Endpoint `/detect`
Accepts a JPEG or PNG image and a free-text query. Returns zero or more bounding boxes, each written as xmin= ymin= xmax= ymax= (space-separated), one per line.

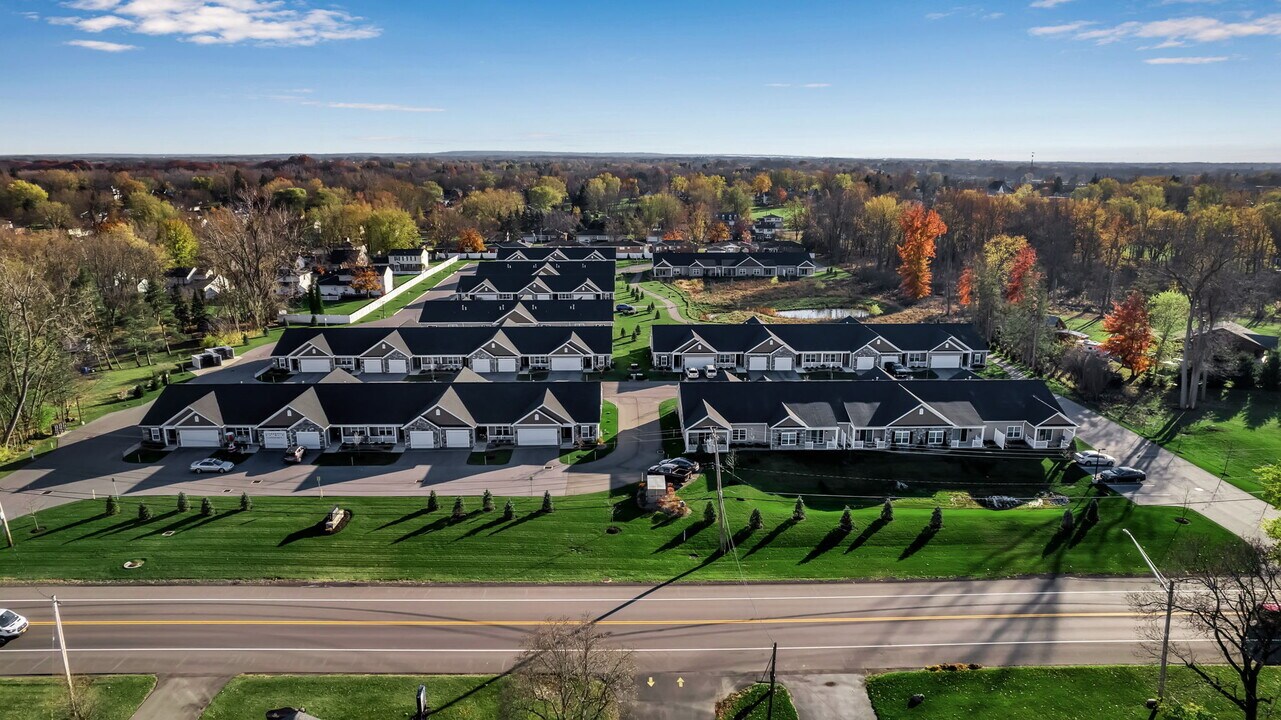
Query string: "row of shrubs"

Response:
xmin=104 ymin=490 xmax=251 ymax=519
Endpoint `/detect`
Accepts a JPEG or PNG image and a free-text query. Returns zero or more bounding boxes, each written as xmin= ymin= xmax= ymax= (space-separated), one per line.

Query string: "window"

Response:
xmin=893 ymin=430 xmax=911 ymax=444
xmin=732 ymin=428 xmax=748 ymax=442
xmin=491 ymin=425 xmax=513 ymax=437
xmin=149 ymin=428 xmax=162 ymax=442
xmin=717 ymin=354 xmax=735 ymax=365
xmin=1036 ymin=428 xmax=1052 ymax=442
xmin=851 ymin=429 xmax=866 ymax=442
xmin=657 ymin=354 xmax=669 ymax=367
xmin=1006 ymin=425 xmax=1023 ymax=439
xmin=907 ymin=352 xmax=927 ymax=365
xmin=779 ymin=431 xmax=797 ymax=446
xmin=927 ymin=430 xmax=945 ymax=445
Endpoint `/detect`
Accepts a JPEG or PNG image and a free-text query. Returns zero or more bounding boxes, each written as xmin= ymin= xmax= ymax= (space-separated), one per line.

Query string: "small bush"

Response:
xmin=792 ymin=496 xmax=806 ymax=522
xmin=748 ymin=508 xmax=764 ymax=530
xmin=105 ymin=495 xmax=120 ymax=516
xmin=131 ymin=384 xmax=145 ymax=399
xmin=1161 ymin=701 xmax=1215 ymax=720
xmin=881 ymin=498 xmax=894 ymax=522
xmin=703 ymin=501 xmax=716 ymax=524
xmin=542 ymin=490 xmax=554 ymax=513
xmin=239 ymin=492 xmax=252 ymax=512
xmin=839 ymin=506 xmax=854 ymax=533
xmin=928 ymin=506 xmax=943 ymax=531
xmin=1085 ymin=498 xmax=1100 ymax=524
xmin=137 ymin=502 xmax=152 ymax=521
xmin=1061 ymin=508 xmax=1075 ymax=533
xmin=502 ymin=499 xmax=515 ymax=521
xmin=926 ymin=663 xmax=982 ymax=672
xmin=176 ymin=492 xmax=190 ymax=513
xmin=482 ymin=489 xmax=495 ymax=513
xmin=200 ymin=497 xmax=214 ymax=517
xmin=427 ymin=490 xmax=439 ymax=512
xmin=452 ymin=497 xmax=467 ymax=519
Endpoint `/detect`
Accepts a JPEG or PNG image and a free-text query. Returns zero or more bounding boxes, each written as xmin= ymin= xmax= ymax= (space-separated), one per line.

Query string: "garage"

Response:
xmin=472 ymin=358 xmax=493 ymax=373
xmin=362 ymin=358 xmax=383 ymax=374
xmin=772 ymin=356 xmax=795 ymax=371
xmin=930 ymin=354 xmax=962 ymax=369
xmin=516 ymin=427 xmax=560 ymax=446
xmin=386 ymin=358 xmax=408 ymax=374
xmin=855 ymin=356 xmax=875 ymax=370
xmin=747 ymin=356 xmax=769 ymax=371
xmin=262 ymin=429 xmax=289 ymax=449
xmin=444 ymin=429 xmax=472 ymax=448
xmin=550 ymin=356 xmax=583 ymax=372
xmin=408 ymin=430 xmax=436 ymax=449
xmin=684 ymin=354 xmax=715 ymax=370
xmin=297 ymin=358 xmax=331 ymax=374
xmin=496 ymin=358 xmax=519 ymax=372
xmin=178 ymin=428 xmax=220 ymax=447
xmin=295 ymin=431 xmax=323 ymax=449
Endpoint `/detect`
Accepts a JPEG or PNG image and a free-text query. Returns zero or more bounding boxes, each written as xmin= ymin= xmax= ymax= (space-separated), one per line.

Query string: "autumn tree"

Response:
xmin=499 ymin=617 xmax=635 ymax=720
xmin=1004 ymin=245 xmax=1039 ymax=303
xmin=457 ymin=228 xmax=486 ymax=253
xmin=957 ymin=266 xmax=975 ymax=307
xmin=1102 ymin=291 xmax=1153 ymax=377
xmin=362 ymin=207 xmax=419 ymax=254
xmin=158 ymin=219 xmax=199 ymax=268
xmin=896 ymin=204 xmax=945 ymax=300
xmin=198 ymin=189 xmax=304 ymax=331
xmin=708 ymin=221 xmax=731 ymax=243
xmin=349 ymin=267 xmax=383 ymax=298
xmin=752 ymin=172 xmax=772 ymax=199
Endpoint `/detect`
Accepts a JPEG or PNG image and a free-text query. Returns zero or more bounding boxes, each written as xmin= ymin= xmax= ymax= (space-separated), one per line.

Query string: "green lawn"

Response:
xmin=0 ymin=675 xmax=155 ymax=720
xmin=560 ymin=401 xmax=618 ymax=465
xmin=867 ymin=665 xmax=1281 ymax=720
xmin=318 ymin=295 xmax=376 ymax=316
xmin=717 ymin=683 xmax=798 ymax=720
xmin=1098 ymin=387 xmax=1281 ymax=497
xmin=467 ymin=448 xmax=513 ymax=465
xmin=0 ymin=464 xmax=1239 ymax=583
xmin=202 ymin=675 xmax=500 ymax=720
xmin=352 ymin=262 xmax=472 ymax=325
xmin=637 ymin=278 xmax=710 ymax=322
xmin=1060 ymin=310 xmax=1109 ymax=342
xmin=607 ymin=275 xmax=677 ymax=379
xmin=659 ymin=398 xmax=684 ymax=457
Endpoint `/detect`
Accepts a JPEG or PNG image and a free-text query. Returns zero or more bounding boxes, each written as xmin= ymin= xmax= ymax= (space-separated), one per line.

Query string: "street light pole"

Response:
xmin=1123 ymin=528 xmax=1175 ymax=702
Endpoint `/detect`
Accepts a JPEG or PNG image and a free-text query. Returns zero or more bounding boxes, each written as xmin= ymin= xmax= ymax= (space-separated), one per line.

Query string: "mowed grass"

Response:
xmin=560 ymin=401 xmax=619 ymax=465
xmin=717 ymin=683 xmax=798 ymax=720
xmin=608 ymin=275 xmax=677 ymax=379
xmin=0 ymin=464 xmax=1239 ymax=583
xmin=867 ymin=665 xmax=1281 ymax=719
xmin=202 ymin=675 xmax=499 ymax=720
xmin=351 ymin=262 xmax=471 ymax=325
xmin=0 ymin=675 xmax=156 ymax=720
xmin=1060 ymin=310 xmax=1109 ymax=342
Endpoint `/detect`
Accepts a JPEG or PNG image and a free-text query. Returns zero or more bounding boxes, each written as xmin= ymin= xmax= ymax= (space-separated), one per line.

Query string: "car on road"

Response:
xmin=685 ymin=366 xmax=700 ymax=380
xmin=0 ymin=609 xmax=29 ymax=644
xmin=615 ymin=303 xmax=635 ymax=315
xmin=703 ymin=364 xmax=718 ymax=379
xmin=283 ymin=445 xmax=305 ymax=463
xmin=1097 ymin=466 xmax=1146 ymax=483
xmin=1073 ymin=450 xmax=1116 ymax=469
xmin=663 ymin=457 xmax=700 ymax=474
xmin=190 ymin=457 xmax=234 ymax=474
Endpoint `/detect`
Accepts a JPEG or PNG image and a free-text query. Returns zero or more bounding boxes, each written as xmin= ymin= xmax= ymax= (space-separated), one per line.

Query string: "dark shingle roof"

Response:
xmin=494 ymin=247 xmax=616 ymax=261
xmin=456 ymin=272 xmax=612 ymax=295
xmin=653 ymin=252 xmax=812 ymax=268
xmin=473 ymin=260 xmax=615 ymax=283
xmin=273 ymin=326 xmax=611 ymax=357
xmin=418 ymin=300 xmax=613 ymax=325
xmin=651 ymin=320 xmax=987 ymax=354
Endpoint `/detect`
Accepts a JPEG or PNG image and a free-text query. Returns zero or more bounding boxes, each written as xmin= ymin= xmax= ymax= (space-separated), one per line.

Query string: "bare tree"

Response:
xmin=1131 ymin=540 xmax=1281 ymax=720
xmin=499 ymin=617 xmax=636 ymax=720
xmin=199 ymin=189 xmax=303 ymax=330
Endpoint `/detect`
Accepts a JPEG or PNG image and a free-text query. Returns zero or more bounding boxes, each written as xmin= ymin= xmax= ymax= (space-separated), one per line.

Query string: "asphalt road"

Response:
xmin=0 ymin=577 xmax=1190 ymax=678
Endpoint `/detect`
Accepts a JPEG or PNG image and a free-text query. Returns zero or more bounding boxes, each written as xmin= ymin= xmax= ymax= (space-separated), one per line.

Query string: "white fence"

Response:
xmin=280 ymin=257 xmax=459 ymax=326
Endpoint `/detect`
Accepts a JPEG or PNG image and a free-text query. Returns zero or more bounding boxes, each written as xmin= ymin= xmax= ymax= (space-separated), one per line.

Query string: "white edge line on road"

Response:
xmin=0 ymin=590 xmax=1140 ymax=605
xmin=0 ymin=638 xmax=1214 ymax=654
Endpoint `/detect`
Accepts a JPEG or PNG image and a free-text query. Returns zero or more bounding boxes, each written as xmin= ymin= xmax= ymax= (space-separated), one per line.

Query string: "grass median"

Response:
xmin=717 ymin=683 xmax=798 ymax=720
xmin=0 ymin=675 xmax=155 ymax=720
xmin=0 ymin=465 xmax=1239 ymax=583
xmin=202 ymin=675 xmax=499 ymax=720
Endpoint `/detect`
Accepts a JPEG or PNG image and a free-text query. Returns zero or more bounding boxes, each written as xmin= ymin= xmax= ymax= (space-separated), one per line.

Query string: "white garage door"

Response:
xmin=550 ymin=356 xmax=582 ymax=371
xmin=295 ymin=431 xmax=322 ymax=449
xmin=386 ymin=358 xmax=408 ymax=374
xmin=685 ymin=354 xmax=715 ymax=370
xmin=472 ymin=358 xmax=493 ymax=373
xmin=444 ymin=429 xmax=472 ymax=448
xmin=747 ymin=356 xmax=769 ymax=371
xmin=930 ymin=354 xmax=962 ymax=369
xmin=772 ymin=356 xmax=794 ymax=371
xmin=855 ymin=356 xmax=874 ymax=370
xmin=262 ymin=430 xmax=289 ymax=449
xmin=362 ymin=358 xmax=383 ymax=374
xmin=496 ymin=358 xmax=518 ymax=372
xmin=298 ymin=358 xmax=331 ymax=373
xmin=517 ymin=427 xmax=560 ymax=446
xmin=408 ymin=430 xmax=436 ymax=449
xmin=178 ymin=428 xmax=220 ymax=447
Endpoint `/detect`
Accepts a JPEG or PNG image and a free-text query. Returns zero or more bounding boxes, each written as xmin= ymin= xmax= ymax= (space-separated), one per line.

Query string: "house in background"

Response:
xmin=387 ymin=247 xmax=430 ymax=274
xmin=163 ymin=267 xmax=229 ymax=300
xmin=652 ymin=252 xmax=815 ymax=279
xmin=1190 ymin=321 xmax=1280 ymax=360
xmin=316 ymin=266 xmax=394 ymax=301
xmin=752 ymin=214 xmax=786 ymax=240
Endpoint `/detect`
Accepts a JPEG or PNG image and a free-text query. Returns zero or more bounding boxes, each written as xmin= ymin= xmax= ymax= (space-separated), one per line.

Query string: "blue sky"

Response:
xmin=1 ymin=0 xmax=1279 ymax=161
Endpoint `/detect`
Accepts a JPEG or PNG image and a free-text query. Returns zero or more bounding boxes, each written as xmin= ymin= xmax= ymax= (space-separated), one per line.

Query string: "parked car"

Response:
xmin=664 ymin=457 xmax=701 ymax=473
xmin=283 ymin=445 xmax=305 ymax=463
xmin=628 ymin=362 xmax=645 ymax=380
xmin=704 ymin=364 xmax=718 ymax=379
xmin=685 ymin=366 xmax=700 ymax=380
xmin=1097 ymin=466 xmax=1146 ymax=483
xmin=0 ymin=608 xmax=28 ymax=644
xmin=615 ymin=303 xmax=635 ymax=315
xmin=1073 ymin=450 xmax=1116 ymax=469
xmin=190 ymin=457 xmax=234 ymax=474
xmin=647 ymin=463 xmax=693 ymax=479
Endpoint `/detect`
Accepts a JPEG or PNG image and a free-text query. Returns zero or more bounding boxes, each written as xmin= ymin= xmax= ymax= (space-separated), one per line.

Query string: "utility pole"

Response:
xmin=712 ymin=436 xmax=729 ymax=553
xmin=1123 ymin=529 xmax=1175 ymax=702
xmin=52 ymin=596 xmax=76 ymax=713
xmin=0 ymin=499 xmax=12 ymax=548
xmin=766 ymin=642 xmax=778 ymax=719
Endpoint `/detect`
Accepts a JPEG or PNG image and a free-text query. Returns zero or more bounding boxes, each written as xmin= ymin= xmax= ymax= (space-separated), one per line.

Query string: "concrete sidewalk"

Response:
xmin=131 ymin=675 xmax=230 ymax=720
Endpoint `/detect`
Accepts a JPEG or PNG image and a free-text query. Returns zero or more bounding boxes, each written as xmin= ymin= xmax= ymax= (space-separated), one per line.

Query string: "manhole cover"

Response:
xmin=40 ymin=490 xmax=52 ymax=495
xmin=161 ymin=531 xmax=175 ymax=537
xmin=123 ymin=560 xmax=145 ymax=569
xmin=251 ymin=479 xmax=262 ymax=484
xmin=222 ymin=488 xmax=233 ymax=493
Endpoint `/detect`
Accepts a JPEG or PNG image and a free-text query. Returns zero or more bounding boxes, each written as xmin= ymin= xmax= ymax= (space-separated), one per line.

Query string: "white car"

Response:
xmin=704 ymin=364 xmax=718 ymax=379
xmin=685 ymin=366 xmax=700 ymax=380
xmin=1073 ymin=450 xmax=1117 ymax=469
xmin=190 ymin=457 xmax=234 ymax=474
xmin=0 ymin=609 xmax=29 ymax=642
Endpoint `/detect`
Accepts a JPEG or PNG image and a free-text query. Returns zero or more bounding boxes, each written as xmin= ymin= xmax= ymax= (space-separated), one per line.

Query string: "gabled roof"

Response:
xmin=494 ymin=247 xmax=616 ymax=262
xmin=651 ymin=320 xmax=989 ymax=355
xmin=274 ymin=326 xmax=612 ymax=357
xmin=418 ymin=300 xmax=613 ymax=325
xmin=654 ymin=252 xmax=812 ymax=268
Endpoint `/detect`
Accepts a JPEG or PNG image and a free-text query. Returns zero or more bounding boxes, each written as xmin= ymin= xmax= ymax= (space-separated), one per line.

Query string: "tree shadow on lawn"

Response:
xmin=373 ymin=508 xmax=432 ymax=532
xmin=69 ymin=515 xmax=154 ymax=543
xmin=132 ymin=510 xmax=201 ymax=539
xmin=392 ymin=514 xmax=457 ymax=545
xmin=456 ymin=514 xmax=508 ymax=540
xmin=899 ymin=525 xmax=939 ymax=560
xmin=744 ymin=518 xmax=797 ymax=558
xmin=487 ymin=510 xmax=545 ymax=536
xmin=654 ymin=519 xmax=711 ymax=554
xmin=800 ymin=526 xmax=851 ymax=564
xmin=40 ymin=511 xmax=116 ymax=539
xmin=845 ymin=518 xmax=888 ymax=554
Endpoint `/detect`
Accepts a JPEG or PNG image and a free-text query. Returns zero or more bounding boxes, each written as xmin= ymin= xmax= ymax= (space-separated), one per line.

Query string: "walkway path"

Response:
xmin=131 ymin=676 xmax=229 ymax=720
xmin=635 ymin=283 xmax=690 ymax=324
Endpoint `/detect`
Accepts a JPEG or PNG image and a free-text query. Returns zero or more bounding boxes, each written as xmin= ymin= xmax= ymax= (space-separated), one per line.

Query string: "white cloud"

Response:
xmin=801 ymin=83 xmax=831 ymax=88
xmin=1030 ymin=0 xmax=1074 ymax=8
xmin=1028 ymin=21 xmax=1094 ymax=36
xmin=1143 ymin=55 xmax=1229 ymax=63
xmin=66 ymin=39 xmax=138 ymax=51
xmin=1033 ymin=13 xmax=1281 ymax=45
xmin=303 ymin=101 xmax=444 ymax=113
xmin=49 ymin=1 xmax=381 ymax=47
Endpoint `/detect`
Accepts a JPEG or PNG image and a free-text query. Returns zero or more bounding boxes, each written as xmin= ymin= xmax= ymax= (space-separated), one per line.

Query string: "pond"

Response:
xmin=773 ymin=307 xmax=870 ymax=320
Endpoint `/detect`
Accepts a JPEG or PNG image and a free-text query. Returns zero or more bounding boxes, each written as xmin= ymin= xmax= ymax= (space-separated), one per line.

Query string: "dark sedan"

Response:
xmin=1098 ymin=466 xmax=1147 ymax=483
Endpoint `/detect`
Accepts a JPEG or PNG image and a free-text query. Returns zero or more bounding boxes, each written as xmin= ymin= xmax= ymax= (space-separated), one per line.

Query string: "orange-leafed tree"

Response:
xmin=457 ymin=228 xmax=486 ymax=253
xmin=1102 ymin=290 xmax=1153 ymax=377
xmin=708 ymin=221 xmax=731 ymax=243
xmin=661 ymin=228 xmax=686 ymax=242
xmin=957 ymin=266 xmax=975 ymax=307
xmin=896 ymin=204 xmax=946 ymax=300
xmin=350 ymin=267 xmax=383 ymax=297
xmin=1004 ymin=245 xmax=1039 ymax=303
